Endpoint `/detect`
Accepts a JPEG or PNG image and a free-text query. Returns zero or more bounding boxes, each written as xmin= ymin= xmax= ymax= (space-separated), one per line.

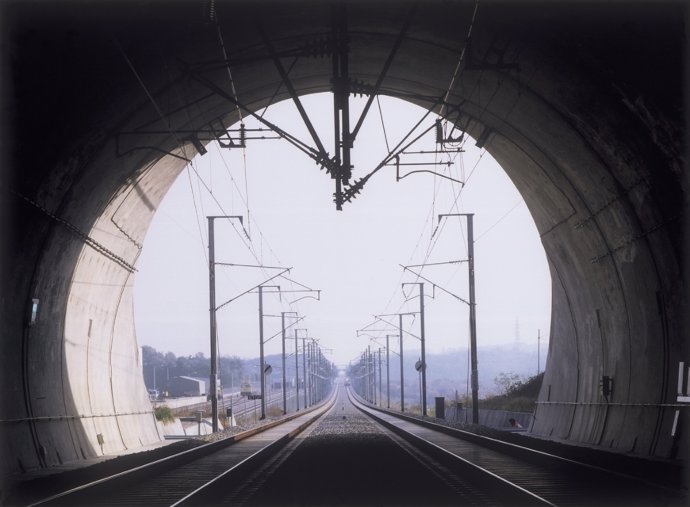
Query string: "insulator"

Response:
xmin=317 ymin=154 xmax=338 ymax=175
xmin=435 ymin=119 xmax=443 ymax=144
xmin=341 ymin=178 xmax=366 ymax=203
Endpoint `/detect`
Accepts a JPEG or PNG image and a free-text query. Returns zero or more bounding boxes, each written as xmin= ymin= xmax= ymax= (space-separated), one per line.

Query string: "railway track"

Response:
xmin=19 ymin=381 xmax=685 ymax=506
xmin=178 ymin=385 xmax=552 ymax=507
xmin=346 ymin=390 xmax=685 ymax=507
xmin=163 ymin=389 xmax=292 ymax=420
xmin=23 ymin=390 xmax=337 ymax=507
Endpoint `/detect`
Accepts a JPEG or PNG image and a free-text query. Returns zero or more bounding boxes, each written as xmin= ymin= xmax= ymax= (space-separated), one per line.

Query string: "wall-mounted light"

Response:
xmin=677 ymin=361 xmax=690 ymax=402
xmin=29 ymin=298 xmax=39 ymax=326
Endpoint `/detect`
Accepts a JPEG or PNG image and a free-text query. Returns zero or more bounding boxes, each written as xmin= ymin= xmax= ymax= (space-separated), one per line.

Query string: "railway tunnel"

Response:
xmin=0 ymin=0 xmax=687 ymax=479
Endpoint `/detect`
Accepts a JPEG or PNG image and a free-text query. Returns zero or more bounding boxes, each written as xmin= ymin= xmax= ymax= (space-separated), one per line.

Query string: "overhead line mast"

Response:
xmin=331 ymin=3 xmax=352 ymax=210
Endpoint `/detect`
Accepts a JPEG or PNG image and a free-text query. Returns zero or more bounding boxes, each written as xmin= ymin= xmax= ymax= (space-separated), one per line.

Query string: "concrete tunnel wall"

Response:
xmin=1 ymin=1 xmax=687 ymax=476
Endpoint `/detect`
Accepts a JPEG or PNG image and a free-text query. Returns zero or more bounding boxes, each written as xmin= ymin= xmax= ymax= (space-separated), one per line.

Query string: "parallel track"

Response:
xmin=347 ymin=389 xmax=685 ymax=507
xmin=23 ymin=383 xmax=685 ymax=506
xmin=172 ymin=384 xmax=550 ymax=507
xmin=27 ymin=390 xmax=338 ymax=507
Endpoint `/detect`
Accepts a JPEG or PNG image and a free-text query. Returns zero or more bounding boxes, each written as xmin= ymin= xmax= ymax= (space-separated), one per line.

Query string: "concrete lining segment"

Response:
xmin=63 ymin=150 xmax=188 ymax=459
xmin=1 ymin=0 xmax=685 ymax=476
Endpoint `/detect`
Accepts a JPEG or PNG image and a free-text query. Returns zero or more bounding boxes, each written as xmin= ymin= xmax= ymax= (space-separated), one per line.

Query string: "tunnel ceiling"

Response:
xmin=4 ymin=1 xmax=684 ymax=204
xmin=1 ymin=0 xmax=688 ymax=475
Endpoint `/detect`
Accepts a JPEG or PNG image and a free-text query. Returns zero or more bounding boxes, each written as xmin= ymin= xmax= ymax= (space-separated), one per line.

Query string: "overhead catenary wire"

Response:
xmin=364 ymin=179 xmax=452 ymax=343
xmin=202 ymin=89 xmax=307 ymax=300
xmin=474 ymin=198 xmax=524 ymax=242
xmin=134 ymin=9 xmax=528 ymax=363
xmin=416 ymin=73 xmax=523 ymax=268
xmin=203 ymin=147 xmax=310 ymax=313
xmin=195 ymin=164 xmax=209 ymax=223
xmin=185 ymin=167 xmax=210 ymax=263
xmin=400 ymin=265 xmax=470 ymax=306
xmin=439 ymin=0 xmax=481 ymax=119
xmin=379 ymin=98 xmax=522 ymax=334
xmin=370 ymin=79 xmax=519 ymax=344
xmin=207 ymin=13 xmax=514 ymax=334
xmin=215 ymin=268 xmax=291 ymax=312
xmin=213 ymin=13 xmax=253 ymax=238
xmin=116 ymin=39 xmax=220 ymax=270
xmin=376 ymin=95 xmax=391 ymax=153
xmin=118 ymin=39 xmax=228 ymax=269
xmin=181 ymin=117 xmax=297 ymax=314
xmin=371 ymin=91 xmax=523 ymax=344
xmin=119 ymin=39 xmax=304 ymax=322
xmin=374 ymin=132 xmax=460 ymax=326
xmin=415 ymin=0 xmax=529 ymax=271
xmin=163 ymin=54 xmax=213 ymax=265
xmin=184 ymin=111 xmax=309 ymax=319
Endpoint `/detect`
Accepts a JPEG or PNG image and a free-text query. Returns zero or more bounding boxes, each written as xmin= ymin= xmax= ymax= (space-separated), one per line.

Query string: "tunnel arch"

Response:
xmin=2 ymin=1 xmax=686 ymax=475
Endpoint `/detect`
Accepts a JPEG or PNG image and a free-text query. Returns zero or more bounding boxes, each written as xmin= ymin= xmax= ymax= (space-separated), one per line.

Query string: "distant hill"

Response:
xmin=346 ymin=342 xmax=545 ymax=404
xmin=427 ymin=343 xmax=543 ymax=397
xmin=143 ymin=343 xmax=544 ymax=403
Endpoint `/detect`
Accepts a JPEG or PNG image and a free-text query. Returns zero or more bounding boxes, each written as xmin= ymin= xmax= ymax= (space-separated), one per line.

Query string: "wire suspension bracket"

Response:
xmin=331 ymin=3 xmax=352 ymax=210
xmin=181 ymin=3 xmax=469 ymax=211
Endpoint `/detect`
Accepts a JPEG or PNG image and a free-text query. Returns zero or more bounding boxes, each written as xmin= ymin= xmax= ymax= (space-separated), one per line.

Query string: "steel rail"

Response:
xmin=27 ymin=388 xmax=337 ymax=506
xmin=348 ymin=388 xmax=685 ymax=503
xmin=347 ymin=389 xmax=554 ymax=506
xmin=171 ymin=389 xmax=338 ymax=506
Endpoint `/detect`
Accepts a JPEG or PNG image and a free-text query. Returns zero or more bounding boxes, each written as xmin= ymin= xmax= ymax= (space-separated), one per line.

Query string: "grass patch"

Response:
xmin=154 ymin=405 xmax=175 ymax=424
xmin=479 ymin=373 xmax=544 ymax=412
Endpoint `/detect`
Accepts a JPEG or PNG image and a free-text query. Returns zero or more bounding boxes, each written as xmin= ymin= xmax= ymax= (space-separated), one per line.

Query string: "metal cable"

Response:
xmin=213 ymin=10 xmax=253 ymax=237
xmin=12 ymin=191 xmax=137 ymax=273
xmin=439 ymin=0 xmax=481 ymax=119
xmin=376 ymin=94 xmax=391 ymax=153
xmin=474 ymin=198 xmax=524 ymax=242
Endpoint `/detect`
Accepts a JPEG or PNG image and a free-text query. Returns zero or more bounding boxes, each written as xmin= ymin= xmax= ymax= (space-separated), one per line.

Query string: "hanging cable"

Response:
xmin=118 ymin=34 xmax=303 ymax=328
xmin=116 ymin=39 xmax=216 ymax=267
xmin=185 ymin=165 xmax=209 ymax=263
xmin=214 ymin=20 xmax=243 ymax=124
xmin=195 ymin=165 xmax=208 ymax=223
xmin=11 ymin=190 xmax=138 ymax=273
xmin=242 ymin=146 xmax=251 ymax=238
xmin=160 ymin=55 xmax=211 ymax=265
xmin=213 ymin=12 xmax=253 ymax=238
xmin=474 ymin=199 xmax=524 ymax=242
xmin=439 ymin=0 xmax=481 ymax=119
xmin=376 ymin=95 xmax=391 ymax=153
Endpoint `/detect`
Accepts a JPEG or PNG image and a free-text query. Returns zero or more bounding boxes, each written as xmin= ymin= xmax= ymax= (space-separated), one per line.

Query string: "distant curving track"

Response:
xmin=21 ymin=382 xmax=685 ymax=506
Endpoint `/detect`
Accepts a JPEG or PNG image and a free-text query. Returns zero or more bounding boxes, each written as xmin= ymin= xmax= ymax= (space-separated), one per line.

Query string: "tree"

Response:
xmin=494 ymin=371 xmax=525 ymax=396
xmin=142 ymin=345 xmax=165 ymax=389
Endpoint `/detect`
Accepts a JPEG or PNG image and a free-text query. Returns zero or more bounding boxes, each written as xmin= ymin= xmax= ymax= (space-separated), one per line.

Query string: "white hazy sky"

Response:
xmin=133 ymin=94 xmax=551 ymax=367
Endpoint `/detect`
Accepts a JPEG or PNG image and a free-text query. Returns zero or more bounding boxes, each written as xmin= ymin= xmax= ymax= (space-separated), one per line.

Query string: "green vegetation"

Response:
xmin=479 ymin=372 xmax=544 ymax=412
xmin=154 ymin=405 xmax=175 ymax=424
